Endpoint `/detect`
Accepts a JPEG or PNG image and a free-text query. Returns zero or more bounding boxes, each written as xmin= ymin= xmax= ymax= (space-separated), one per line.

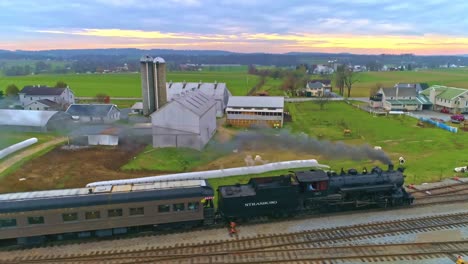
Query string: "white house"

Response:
xmin=19 ymin=85 xmax=75 ymax=110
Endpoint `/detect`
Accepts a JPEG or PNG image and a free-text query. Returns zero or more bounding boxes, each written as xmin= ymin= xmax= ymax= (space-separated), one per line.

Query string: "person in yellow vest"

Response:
xmin=457 ymin=256 xmax=465 ymax=264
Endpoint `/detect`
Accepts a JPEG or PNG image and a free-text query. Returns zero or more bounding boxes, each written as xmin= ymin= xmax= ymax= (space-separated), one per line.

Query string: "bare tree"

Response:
xmin=343 ymin=69 xmax=359 ymax=97
xmin=315 ymin=94 xmax=331 ymax=110
xmin=334 ymin=65 xmax=345 ymax=96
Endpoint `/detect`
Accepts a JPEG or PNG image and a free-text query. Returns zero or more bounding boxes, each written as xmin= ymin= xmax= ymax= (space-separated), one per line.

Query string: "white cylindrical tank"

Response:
xmin=0 ymin=138 xmax=38 ymax=159
xmin=86 ymin=159 xmax=329 ymax=187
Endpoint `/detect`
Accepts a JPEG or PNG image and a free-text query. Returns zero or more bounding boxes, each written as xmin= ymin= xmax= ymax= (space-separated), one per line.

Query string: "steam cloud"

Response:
xmin=224 ymin=129 xmax=392 ymax=165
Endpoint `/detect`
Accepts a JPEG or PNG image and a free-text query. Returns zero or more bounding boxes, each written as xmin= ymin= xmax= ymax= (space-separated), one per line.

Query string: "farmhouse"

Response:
xmin=301 ymin=80 xmax=332 ymax=97
xmin=151 ymin=90 xmax=217 ymax=150
xmin=65 ymin=104 xmax=120 ymax=123
xmin=19 ymin=85 xmax=75 ymax=110
xmin=421 ymin=85 xmax=468 ymax=113
xmin=376 ymin=86 xmax=431 ymax=111
xmin=226 ymin=96 xmax=284 ymax=128
xmin=24 ymin=99 xmax=61 ymax=111
xmin=0 ymin=109 xmax=72 ymax=132
xmin=166 ymin=81 xmax=230 ymax=117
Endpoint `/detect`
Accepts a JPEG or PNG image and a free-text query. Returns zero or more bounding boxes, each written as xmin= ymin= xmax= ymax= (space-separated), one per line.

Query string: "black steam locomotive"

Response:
xmin=218 ymin=164 xmax=413 ymax=220
xmin=0 ymin=165 xmax=413 ymax=245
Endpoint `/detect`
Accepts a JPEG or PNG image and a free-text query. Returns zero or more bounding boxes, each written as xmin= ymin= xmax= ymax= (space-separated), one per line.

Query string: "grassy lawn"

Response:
xmin=0 ymin=71 xmax=258 ymax=97
xmin=121 ymin=146 xmax=222 ymax=172
xmin=0 ymin=132 xmax=57 ymax=149
xmin=285 ymin=101 xmax=468 ymax=183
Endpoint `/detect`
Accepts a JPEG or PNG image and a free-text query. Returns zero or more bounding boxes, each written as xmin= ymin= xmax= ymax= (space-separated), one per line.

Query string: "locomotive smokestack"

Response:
xmin=388 ymin=164 xmax=394 ymax=171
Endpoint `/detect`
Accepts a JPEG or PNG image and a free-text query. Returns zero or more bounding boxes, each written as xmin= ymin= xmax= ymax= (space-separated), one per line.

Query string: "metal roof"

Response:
xmin=421 ymin=85 xmax=468 ymax=100
xmin=66 ymin=104 xmax=119 ymax=117
xmin=227 ymin=96 xmax=284 ymax=108
xmin=381 ymin=87 xmax=417 ymax=98
xmin=175 ymin=91 xmax=215 ymax=116
xmin=20 ymin=86 xmax=65 ymax=96
xmin=0 ymin=109 xmax=59 ymax=127
xmin=0 ymin=180 xmax=212 ymax=213
xmin=140 ymin=55 xmax=153 ymax=62
xmin=166 ymin=82 xmax=228 ymax=98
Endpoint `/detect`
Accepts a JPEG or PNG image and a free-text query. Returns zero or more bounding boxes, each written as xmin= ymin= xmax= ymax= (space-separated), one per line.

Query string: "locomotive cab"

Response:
xmin=294 ymin=169 xmax=329 ymax=197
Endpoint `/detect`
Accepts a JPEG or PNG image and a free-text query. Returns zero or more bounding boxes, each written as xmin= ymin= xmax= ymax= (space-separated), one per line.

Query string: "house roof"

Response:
xmin=227 ymin=96 xmax=284 ymax=108
xmin=20 ymin=86 xmax=65 ymax=96
xmin=37 ymin=99 xmax=60 ymax=108
xmin=166 ymin=82 xmax=228 ymax=98
xmin=381 ymin=87 xmax=417 ymax=97
xmin=172 ymin=90 xmax=215 ymax=116
xmin=395 ymin=83 xmax=421 ymax=90
xmin=66 ymin=104 xmax=119 ymax=117
xmin=386 ymin=100 xmax=421 ymax=105
xmin=309 ymin=79 xmax=331 ymax=85
xmin=421 ymin=85 xmax=468 ymax=100
xmin=307 ymin=82 xmax=323 ymax=89
xmin=131 ymin=102 xmax=143 ymax=110
xmin=0 ymin=110 xmax=59 ymax=127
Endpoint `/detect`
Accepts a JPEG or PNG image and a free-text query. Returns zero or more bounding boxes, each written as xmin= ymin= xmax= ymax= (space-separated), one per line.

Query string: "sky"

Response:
xmin=1 ymin=0 xmax=468 ymax=55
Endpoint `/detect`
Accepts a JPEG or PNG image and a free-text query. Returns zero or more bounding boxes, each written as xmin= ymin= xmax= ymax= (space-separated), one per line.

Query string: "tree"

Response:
xmin=369 ymin=82 xmax=383 ymax=96
xmin=0 ymin=90 xmax=4 ymax=99
xmin=55 ymin=81 xmax=68 ymax=88
xmin=315 ymin=94 xmax=331 ymax=110
xmin=5 ymin=84 xmax=19 ymax=96
xmin=95 ymin=93 xmax=110 ymax=103
xmin=343 ymin=69 xmax=359 ymax=97
xmin=334 ymin=65 xmax=345 ymax=96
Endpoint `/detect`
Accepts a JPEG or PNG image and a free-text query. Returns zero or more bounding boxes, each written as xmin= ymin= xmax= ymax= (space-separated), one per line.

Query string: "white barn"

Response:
xmin=151 ymin=90 xmax=217 ymax=150
xmin=226 ymin=96 xmax=284 ymax=128
xmin=166 ymin=82 xmax=230 ymax=117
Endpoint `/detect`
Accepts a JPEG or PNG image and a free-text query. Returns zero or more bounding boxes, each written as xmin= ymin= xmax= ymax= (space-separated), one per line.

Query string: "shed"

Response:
xmin=66 ymin=104 xmax=120 ymax=123
xmin=151 ymin=90 xmax=216 ymax=150
xmin=226 ymin=96 xmax=284 ymax=128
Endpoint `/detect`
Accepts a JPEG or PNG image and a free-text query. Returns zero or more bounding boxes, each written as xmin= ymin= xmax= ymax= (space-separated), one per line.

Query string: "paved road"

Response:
xmin=0 ymin=137 xmax=68 ymax=174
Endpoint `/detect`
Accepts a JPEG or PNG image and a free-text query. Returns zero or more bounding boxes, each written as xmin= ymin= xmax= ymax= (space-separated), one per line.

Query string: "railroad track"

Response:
xmin=5 ymin=212 xmax=468 ymax=264
xmin=409 ymin=181 xmax=468 ymax=198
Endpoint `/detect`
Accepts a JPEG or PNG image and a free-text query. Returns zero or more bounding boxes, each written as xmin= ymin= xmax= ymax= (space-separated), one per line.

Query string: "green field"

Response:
xmin=285 ymin=101 xmax=468 ymax=183
xmin=347 ymin=69 xmax=468 ymax=97
xmin=0 ymin=71 xmax=258 ymax=97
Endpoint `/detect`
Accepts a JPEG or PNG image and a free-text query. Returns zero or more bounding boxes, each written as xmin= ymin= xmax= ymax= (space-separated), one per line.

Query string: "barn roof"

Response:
xmin=166 ymin=82 xmax=228 ymax=98
xmin=20 ymin=86 xmax=65 ymax=96
xmin=66 ymin=104 xmax=119 ymax=117
xmin=0 ymin=109 xmax=59 ymax=127
xmin=172 ymin=91 xmax=216 ymax=116
xmin=227 ymin=96 xmax=284 ymax=108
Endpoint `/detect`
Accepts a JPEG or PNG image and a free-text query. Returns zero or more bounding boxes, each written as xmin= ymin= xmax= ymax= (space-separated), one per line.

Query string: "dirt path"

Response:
xmin=0 ymin=137 xmax=68 ymax=175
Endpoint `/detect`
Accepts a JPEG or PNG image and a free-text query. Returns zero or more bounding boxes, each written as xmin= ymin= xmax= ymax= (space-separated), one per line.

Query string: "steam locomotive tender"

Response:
xmin=218 ymin=164 xmax=413 ymax=220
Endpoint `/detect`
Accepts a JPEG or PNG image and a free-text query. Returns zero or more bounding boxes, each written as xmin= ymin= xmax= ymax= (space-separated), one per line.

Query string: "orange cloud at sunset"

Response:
xmin=3 ymin=28 xmax=468 ymax=55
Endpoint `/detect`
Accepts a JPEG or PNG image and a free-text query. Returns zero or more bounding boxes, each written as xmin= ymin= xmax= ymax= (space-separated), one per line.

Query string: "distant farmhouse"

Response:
xmin=226 ymin=96 xmax=284 ymax=128
xmin=166 ymin=81 xmax=230 ymax=117
xmin=312 ymin=65 xmax=334 ymax=75
xmin=421 ymin=85 xmax=468 ymax=114
xmin=140 ymin=55 xmax=218 ymax=150
xmin=19 ymin=85 xmax=75 ymax=111
xmin=65 ymin=104 xmax=120 ymax=123
xmin=299 ymin=79 xmax=332 ymax=97
xmin=370 ymin=83 xmax=431 ymax=111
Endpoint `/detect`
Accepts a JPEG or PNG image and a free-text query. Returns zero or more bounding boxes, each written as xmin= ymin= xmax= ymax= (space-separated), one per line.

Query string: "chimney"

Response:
xmin=198 ymin=80 xmax=202 ymax=89
xmin=183 ymin=80 xmax=187 ymax=89
xmin=214 ymin=80 xmax=218 ymax=89
xmin=169 ymin=80 xmax=173 ymax=88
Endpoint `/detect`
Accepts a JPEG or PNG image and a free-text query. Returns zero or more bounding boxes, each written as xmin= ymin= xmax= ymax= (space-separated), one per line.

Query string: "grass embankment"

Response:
xmin=0 ymin=132 xmax=57 ymax=149
xmin=0 ymin=71 xmax=258 ymax=97
xmin=286 ymin=101 xmax=468 ymax=183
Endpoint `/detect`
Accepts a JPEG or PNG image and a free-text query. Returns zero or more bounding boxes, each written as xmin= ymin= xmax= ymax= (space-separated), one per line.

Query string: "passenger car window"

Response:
xmin=173 ymin=203 xmax=185 ymax=212
xmin=62 ymin=213 xmax=78 ymax=222
xmin=129 ymin=207 xmax=144 ymax=216
xmin=158 ymin=204 xmax=170 ymax=213
xmin=187 ymin=202 xmax=199 ymax=211
xmin=28 ymin=216 xmax=45 ymax=225
xmin=85 ymin=211 xmax=100 ymax=220
xmin=0 ymin=218 xmax=17 ymax=228
xmin=108 ymin=209 xmax=123 ymax=217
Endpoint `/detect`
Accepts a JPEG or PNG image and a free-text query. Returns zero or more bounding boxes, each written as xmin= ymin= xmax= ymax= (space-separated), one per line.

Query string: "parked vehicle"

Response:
xmin=451 ymin=114 xmax=465 ymax=123
xmin=441 ymin=108 xmax=450 ymax=114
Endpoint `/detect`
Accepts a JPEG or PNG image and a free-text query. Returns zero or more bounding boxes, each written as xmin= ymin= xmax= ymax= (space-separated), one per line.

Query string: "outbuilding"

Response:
xmin=226 ymin=96 xmax=284 ymax=128
xmin=151 ymin=90 xmax=216 ymax=150
xmin=0 ymin=109 xmax=72 ymax=132
xmin=66 ymin=104 xmax=120 ymax=123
